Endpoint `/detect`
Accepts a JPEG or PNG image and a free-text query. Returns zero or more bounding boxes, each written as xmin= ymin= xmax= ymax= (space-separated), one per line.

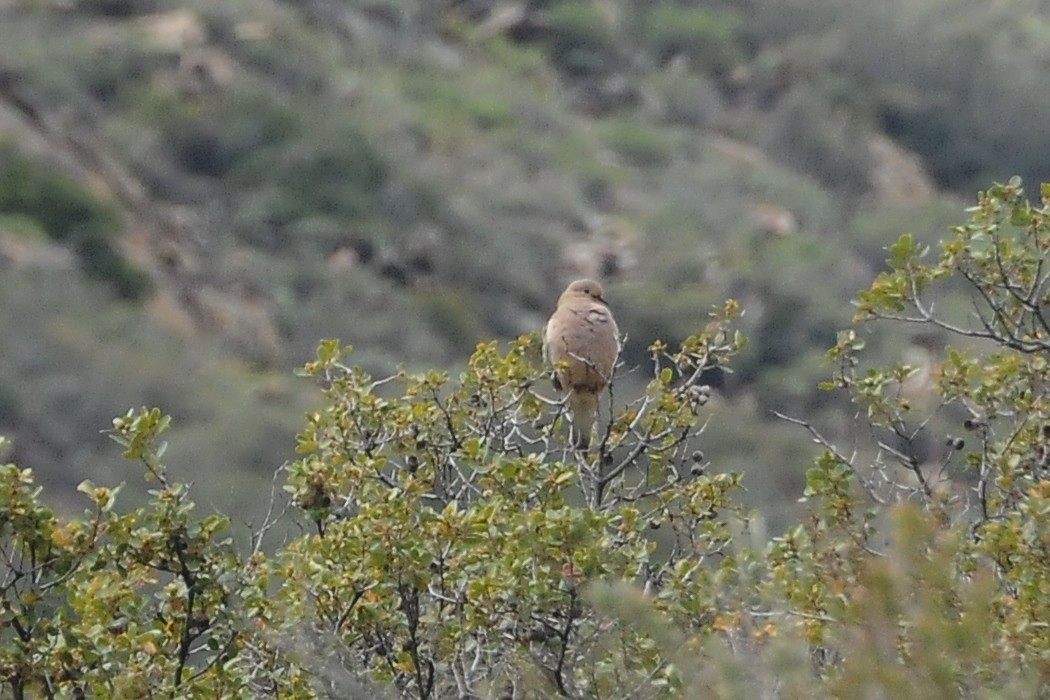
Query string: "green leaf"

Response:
xmin=888 ymin=233 xmax=916 ymax=265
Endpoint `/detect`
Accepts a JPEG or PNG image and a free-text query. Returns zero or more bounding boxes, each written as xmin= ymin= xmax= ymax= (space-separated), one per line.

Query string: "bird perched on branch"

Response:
xmin=543 ymin=279 xmax=620 ymax=448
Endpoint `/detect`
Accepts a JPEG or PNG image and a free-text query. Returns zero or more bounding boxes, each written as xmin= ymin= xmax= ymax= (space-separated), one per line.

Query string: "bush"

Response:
xmin=544 ymin=1 xmax=624 ymax=78
xmin=599 ymin=118 xmax=676 ymax=167
xmin=3 ymin=186 xmax=1050 ymax=696
xmin=402 ymin=74 xmax=519 ymax=133
xmin=228 ymin=121 xmax=389 ymax=248
xmin=640 ymin=5 xmax=744 ymax=75
xmin=148 ymin=88 xmax=298 ymax=180
xmin=76 ymin=0 xmax=161 ymax=18
xmin=0 ymin=142 xmax=150 ymax=299
xmin=760 ymin=84 xmax=873 ymax=198
xmin=738 ymin=0 xmax=1050 ymax=193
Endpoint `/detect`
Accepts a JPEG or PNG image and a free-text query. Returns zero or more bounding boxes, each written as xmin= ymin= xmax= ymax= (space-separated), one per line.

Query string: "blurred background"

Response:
xmin=0 ymin=0 xmax=1046 ymax=530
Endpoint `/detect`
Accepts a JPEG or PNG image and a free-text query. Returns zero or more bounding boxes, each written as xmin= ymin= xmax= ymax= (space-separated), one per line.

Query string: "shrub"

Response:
xmin=760 ymin=84 xmax=873 ymax=198
xmin=76 ymin=0 xmax=161 ymax=18
xmin=599 ymin=118 xmax=676 ymax=167
xmin=0 ymin=142 xmax=150 ymax=299
xmin=147 ymin=87 xmax=298 ymax=180
xmin=3 ymin=185 xmax=1050 ymax=696
xmin=640 ymin=5 xmax=744 ymax=75
xmin=544 ymin=1 xmax=624 ymax=78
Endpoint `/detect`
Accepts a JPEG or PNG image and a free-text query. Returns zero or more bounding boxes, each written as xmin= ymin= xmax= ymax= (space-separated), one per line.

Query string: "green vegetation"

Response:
xmin=598 ymin=119 xmax=676 ymax=167
xmin=640 ymin=5 xmax=743 ymax=74
xmin=0 ymin=1 xmax=1046 ymax=692
xmin=2 ymin=187 xmax=1050 ymax=696
xmin=0 ymin=142 xmax=150 ymax=298
xmin=8 ymin=0 xmax=1050 ymax=501
xmin=545 ymin=1 xmax=624 ymax=78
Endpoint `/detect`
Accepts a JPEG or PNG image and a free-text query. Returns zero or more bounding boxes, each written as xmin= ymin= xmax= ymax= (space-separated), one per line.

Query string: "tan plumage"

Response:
xmin=543 ymin=279 xmax=620 ymax=448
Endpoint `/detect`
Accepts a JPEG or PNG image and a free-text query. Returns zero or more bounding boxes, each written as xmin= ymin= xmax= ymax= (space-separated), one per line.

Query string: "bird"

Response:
xmin=543 ymin=278 xmax=620 ymax=448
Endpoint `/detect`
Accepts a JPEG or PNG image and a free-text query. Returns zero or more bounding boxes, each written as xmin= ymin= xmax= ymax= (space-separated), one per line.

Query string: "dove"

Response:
xmin=543 ymin=279 xmax=620 ymax=448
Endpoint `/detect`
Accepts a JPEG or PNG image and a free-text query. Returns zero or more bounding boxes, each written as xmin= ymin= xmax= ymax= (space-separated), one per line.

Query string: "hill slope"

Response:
xmin=1 ymin=0 xmax=1047 ymax=524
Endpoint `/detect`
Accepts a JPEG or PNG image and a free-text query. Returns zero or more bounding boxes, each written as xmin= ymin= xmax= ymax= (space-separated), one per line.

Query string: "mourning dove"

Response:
xmin=543 ymin=279 xmax=620 ymax=448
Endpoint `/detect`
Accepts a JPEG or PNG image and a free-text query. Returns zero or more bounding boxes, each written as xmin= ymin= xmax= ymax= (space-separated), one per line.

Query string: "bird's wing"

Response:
xmin=547 ymin=300 xmax=618 ymax=391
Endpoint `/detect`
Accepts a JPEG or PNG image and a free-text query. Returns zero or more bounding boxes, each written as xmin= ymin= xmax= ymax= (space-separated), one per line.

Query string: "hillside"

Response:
xmin=1 ymin=0 xmax=1048 ymax=525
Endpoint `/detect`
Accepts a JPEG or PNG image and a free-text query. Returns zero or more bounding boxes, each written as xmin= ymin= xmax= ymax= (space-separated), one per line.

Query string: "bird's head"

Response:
xmin=561 ymin=278 xmax=606 ymax=305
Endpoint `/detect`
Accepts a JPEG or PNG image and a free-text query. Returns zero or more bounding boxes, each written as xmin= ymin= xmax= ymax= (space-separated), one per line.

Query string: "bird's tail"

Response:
xmin=569 ymin=391 xmax=599 ymax=449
